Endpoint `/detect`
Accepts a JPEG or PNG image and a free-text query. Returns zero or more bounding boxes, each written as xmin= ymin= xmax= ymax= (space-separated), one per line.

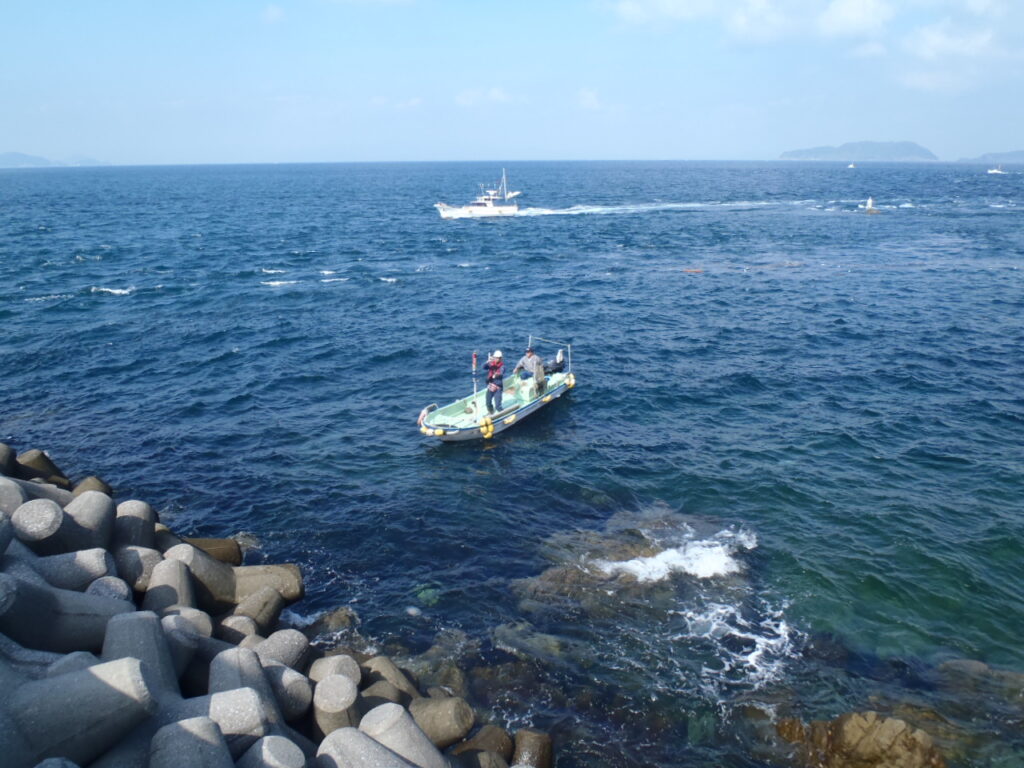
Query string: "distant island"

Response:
xmin=0 ymin=151 xmax=107 ymax=168
xmin=958 ymin=150 xmax=1024 ymax=164
xmin=780 ymin=141 xmax=937 ymax=162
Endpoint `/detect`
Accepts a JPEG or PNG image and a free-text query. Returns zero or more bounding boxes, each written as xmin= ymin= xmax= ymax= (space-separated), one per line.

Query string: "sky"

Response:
xmin=2 ymin=0 xmax=1022 ymax=164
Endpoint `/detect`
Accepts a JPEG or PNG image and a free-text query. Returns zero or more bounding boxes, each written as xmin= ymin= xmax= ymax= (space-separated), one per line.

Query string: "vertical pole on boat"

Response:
xmin=472 ymin=350 xmax=478 ymax=394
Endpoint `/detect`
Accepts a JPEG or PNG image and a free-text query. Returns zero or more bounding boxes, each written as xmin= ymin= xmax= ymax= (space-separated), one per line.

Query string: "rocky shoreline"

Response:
xmin=0 ymin=442 xmax=553 ymax=768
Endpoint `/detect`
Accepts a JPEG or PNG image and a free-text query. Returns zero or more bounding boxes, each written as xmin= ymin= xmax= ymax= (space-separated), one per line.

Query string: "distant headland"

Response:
xmin=0 ymin=151 xmax=108 ymax=168
xmin=780 ymin=141 xmax=938 ymax=162
xmin=958 ymin=149 xmax=1024 ymax=164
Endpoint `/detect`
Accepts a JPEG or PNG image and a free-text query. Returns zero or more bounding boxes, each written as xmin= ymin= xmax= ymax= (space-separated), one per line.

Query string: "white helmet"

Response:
xmin=493 ymin=350 xmax=503 ymax=358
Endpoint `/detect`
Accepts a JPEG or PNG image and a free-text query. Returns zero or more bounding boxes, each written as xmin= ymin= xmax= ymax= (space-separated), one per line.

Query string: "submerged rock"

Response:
xmin=777 ymin=710 xmax=946 ymax=768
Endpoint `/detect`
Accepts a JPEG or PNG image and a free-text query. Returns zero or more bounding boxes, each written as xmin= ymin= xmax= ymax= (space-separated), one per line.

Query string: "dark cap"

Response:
xmin=526 ymin=346 xmax=534 ymax=352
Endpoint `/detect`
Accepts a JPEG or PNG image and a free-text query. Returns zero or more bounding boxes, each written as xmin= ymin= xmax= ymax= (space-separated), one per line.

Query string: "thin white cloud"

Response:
xmin=455 ymin=87 xmax=512 ymax=107
xmin=817 ymin=0 xmax=893 ymax=37
xmin=903 ymin=20 xmax=994 ymax=60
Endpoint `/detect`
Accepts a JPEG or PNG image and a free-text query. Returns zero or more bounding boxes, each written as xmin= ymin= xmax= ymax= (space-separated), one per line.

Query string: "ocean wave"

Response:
xmin=320 ymin=277 xmax=350 ymax=283
xmin=261 ymin=268 xmax=286 ymax=274
xmin=26 ymin=293 xmax=74 ymax=302
xmin=90 ymin=286 xmax=135 ymax=296
xmin=260 ymin=280 xmax=299 ymax=287
xmin=595 ymin=528 xmax=757 ymax=582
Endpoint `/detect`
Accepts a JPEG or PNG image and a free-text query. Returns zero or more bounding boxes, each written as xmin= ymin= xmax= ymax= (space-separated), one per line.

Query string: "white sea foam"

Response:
xmin=261 ymin=280 xmax=298 ymax=286
xmin=261 ymin=268 xmax=286 ymax=274
xmin=596 ymin=528 xmax=757 ymax=582
xmin=26 ymin=293 xmax=73 ymax=302
xmin=320 ymin=270 xmax=335 ymax=275
xmin=320 ymin=277 xmax=350 ymax=283
xmin=91 ymin=286 xmax=135 ymax=296
xmin=379 ymin=277 xmax=398 ymax=283
xmin=518 ymin=201 xmax=776 ymax=217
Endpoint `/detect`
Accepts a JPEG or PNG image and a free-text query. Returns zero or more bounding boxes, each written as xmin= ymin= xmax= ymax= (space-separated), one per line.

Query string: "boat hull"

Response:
xmin=419 ymin=372 xmax=575 ymax=442
xmin=435 ymin=204 xmax=519 ymax=220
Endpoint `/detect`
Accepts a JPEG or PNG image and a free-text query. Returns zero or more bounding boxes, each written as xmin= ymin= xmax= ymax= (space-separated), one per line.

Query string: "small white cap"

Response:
xmin=493 ymin=350 xmax=502 ymax=358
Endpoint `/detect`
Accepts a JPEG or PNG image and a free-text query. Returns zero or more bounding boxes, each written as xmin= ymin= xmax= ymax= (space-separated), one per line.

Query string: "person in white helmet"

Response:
xmin=483 ymin=349 xmax=505 ymax=415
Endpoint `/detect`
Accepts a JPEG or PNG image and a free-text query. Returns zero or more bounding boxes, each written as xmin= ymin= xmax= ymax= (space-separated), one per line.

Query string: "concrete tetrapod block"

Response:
xmin=72 ymin=475 xmax=112 ymax=497
xmin=0 ymin=442 xmax=16 ymax=475
xmin=0 ymin=572 xmax=134 ymax=653
xmin=11 ymin=499 xmax=70 ymax=555
xmin=359 ymin=680 xmax=408 ymax=713
xmin=161 ymin=625 xmax=199 ymax=681
xmin=0 ymin=632 xmax=65 ymax=679
xmin=25 ymin=548 xmax=117 ymax=591
xmin=217 ymin=614 xmax=260 ymax=644
xmin=113 ymin=545 xmax=163 ymax=592
xmin=363 ymin=655 xmax=422 ymax=702
xmin=236 ymin=734 xmax=307 ymax=768
xmin=232 ymin=584 xmax=286 ymax=635
xmin=0 ymin=478 xmax=28 ymax=516
xmin=112 ymin=500 xmax=156 ymax=550
xmin=175 ymin=686 xmax=273 ymax=758
xmin=317 ymin=727 xmax=419 ymax=768
xmin=183 ymin=536 xmax=243 ymax=566
xmin=7 ymin=656 xmax=156 ymax=768
xmin=309 ymin=653 xmax=362 ymax=685
xmin=234 ymin=563 xmax=304 ymax=603
xmin=153 ymin=523 xmax=183 ymax=553
xmin=408 ymin=696 xmax=475 ymax=749
xmin=14 ymin=449 xmax=67 ymax=484
xmin=457 ymin=753 xmax=509 ymax=768
xmin=150 ymin=716 xmax=234 ymax=768
xmin=86 ymin=575 xmax=133 ymax=602
xmin=62 ymin=490 xmax=115 ymax=550
xmin=0 ymin=510 xmax=13 ymax=555
xmin=206 ymin=647 xmax=317 ymax=757
xmin=164 ymin=542 xmax=236 ymax=611
xmin=142 ymin=557 xmax=196 ymax=613
xmin=208 ymin=647 xmax=284 ymax=724
xmin=359 ymin=703 xmax=448 ymax=768
xmin=161 ymin=605 xmax=214 ymax=637
xmin=102 ymin=610 xmax=181 ymax=699
xmin=450 ymin=725 xmax=514 ymax=763
xmin=313 ymin=673 xmax=361 ymax=739
xmin=33 ymin=758 xmax=82 ymax=768
xmin=253 ymin=629 xmax=310 ymax=671
xmin=511 ymin=729 xmax=552 ymax=768
xmin=45 ymin=651 xmax=99 ymax=678
xmin=4 ymin=476 xmax=74 ymax=508
xmin=263 ymin=659 xmax=314 ymax=723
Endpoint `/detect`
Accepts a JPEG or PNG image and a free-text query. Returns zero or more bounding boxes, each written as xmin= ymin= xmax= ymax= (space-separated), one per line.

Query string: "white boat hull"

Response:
xmin=435 ymin=203 xmax=519 ymax=219
xmin=419 ymin=371 xmax=576 ymax=442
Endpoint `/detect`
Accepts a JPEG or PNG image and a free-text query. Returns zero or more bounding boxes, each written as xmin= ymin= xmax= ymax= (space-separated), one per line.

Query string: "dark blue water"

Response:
xmin=2 ymin=162 xmax=1022 ymax=766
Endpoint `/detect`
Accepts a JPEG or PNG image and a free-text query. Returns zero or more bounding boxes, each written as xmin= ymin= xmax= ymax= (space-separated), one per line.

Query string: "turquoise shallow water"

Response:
xmin=1 ymin=161 xmax=1022 ymax=766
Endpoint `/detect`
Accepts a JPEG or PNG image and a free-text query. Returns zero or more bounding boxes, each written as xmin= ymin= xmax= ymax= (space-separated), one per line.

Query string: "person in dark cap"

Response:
xmin=483 ymin=349 xmax=504 ymax=415
xmin=513 ymin=346 xmax=545 ymax=396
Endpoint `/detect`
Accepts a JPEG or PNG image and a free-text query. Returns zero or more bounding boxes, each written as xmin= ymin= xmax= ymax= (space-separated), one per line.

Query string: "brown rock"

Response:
xmin=778 ymin=710 xmax=946 ymax=768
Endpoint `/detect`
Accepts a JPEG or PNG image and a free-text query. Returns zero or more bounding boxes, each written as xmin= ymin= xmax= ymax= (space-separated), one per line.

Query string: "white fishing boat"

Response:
xmin=418 ymin=337 xmax=575 ymax=442
xmin=987 ymin=166 xmax=1007 ymax=175
xmin=434 ymin=169 xmax=521 ymax=219
xmin=847 ymin=163 xmax=856 ymax=169
xmin=865 ymin=197 xmax=881 ymax=214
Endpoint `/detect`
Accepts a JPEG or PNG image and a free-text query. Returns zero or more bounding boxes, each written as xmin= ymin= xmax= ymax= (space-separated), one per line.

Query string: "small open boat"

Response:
xmin=418 ymin=337 xmax=575 ymax=442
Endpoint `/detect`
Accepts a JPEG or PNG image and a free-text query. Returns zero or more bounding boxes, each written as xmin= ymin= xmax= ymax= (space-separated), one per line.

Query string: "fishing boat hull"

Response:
xmin=419 ymin=371 xmax=576 ymax=442
xmin=435 ymin=203 xmax=519 ymax=219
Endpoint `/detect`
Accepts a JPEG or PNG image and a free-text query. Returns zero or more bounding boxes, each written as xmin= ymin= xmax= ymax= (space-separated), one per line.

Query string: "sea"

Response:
xmin=1 ymin=161 xmax=1022 ymax=767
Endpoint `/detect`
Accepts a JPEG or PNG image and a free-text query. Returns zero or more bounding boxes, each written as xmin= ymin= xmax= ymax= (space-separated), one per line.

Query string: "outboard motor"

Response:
xmin=544 ymin=348 xmax=566 ymax=374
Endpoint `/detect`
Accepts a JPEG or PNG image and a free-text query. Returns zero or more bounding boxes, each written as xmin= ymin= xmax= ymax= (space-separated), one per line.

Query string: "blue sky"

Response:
xmin=2 ymin=0 xmax=1021 ymax=164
